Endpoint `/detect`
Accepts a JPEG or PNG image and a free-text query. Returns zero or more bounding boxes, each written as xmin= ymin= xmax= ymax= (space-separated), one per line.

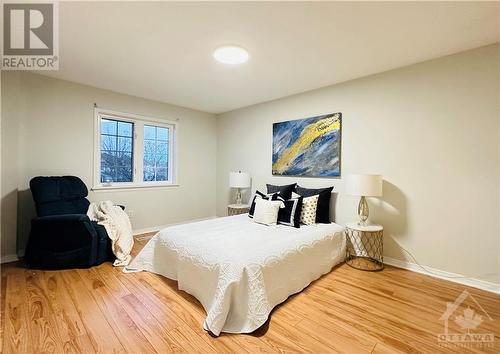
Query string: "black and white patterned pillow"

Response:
xmin=248 ymin=190 xmax=279 ymax=218
xmin=293 ymin=192 xmax=318 ymax=225
xmin=276 ymin=195 xmax=303 ymax=228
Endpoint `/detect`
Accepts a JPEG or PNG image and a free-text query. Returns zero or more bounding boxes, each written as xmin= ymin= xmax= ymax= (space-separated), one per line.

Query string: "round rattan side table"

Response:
xmin=227 ymin=204 xmax=250 ymax=216
xmin=345 ymin=222 xmax=384 ymax=271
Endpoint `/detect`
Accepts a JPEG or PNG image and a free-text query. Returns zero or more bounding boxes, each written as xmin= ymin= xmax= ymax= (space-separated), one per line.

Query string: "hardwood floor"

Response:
xmin=2 ymin=235 xmax=499 ymax=353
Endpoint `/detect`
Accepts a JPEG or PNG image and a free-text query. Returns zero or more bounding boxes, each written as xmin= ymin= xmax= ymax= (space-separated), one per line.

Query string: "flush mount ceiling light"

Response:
xmin=213 ymin=46 xmax=249 ymax=65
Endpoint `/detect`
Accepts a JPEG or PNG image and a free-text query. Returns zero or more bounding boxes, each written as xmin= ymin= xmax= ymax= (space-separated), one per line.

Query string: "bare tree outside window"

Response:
xmin=144 ymin=125 xmax=169 ymax=181
xmin=100 ymin=119 xmax=134 ymax=183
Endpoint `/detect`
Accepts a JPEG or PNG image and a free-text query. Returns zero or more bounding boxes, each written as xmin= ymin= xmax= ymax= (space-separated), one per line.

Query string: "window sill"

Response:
xmin=91 ymin=183 xmax=180 ymax=192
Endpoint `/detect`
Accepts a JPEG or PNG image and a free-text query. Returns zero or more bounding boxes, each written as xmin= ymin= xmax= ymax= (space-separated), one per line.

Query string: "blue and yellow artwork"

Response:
xmin=272 ymin=112 xmax=341 ymax=177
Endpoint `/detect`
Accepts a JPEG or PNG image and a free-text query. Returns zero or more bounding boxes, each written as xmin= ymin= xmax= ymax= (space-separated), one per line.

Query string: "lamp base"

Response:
xmin=357 ymin=196 xmax=369 ymax=226
xmin=235 ymin=188 xmax=242 ymax=205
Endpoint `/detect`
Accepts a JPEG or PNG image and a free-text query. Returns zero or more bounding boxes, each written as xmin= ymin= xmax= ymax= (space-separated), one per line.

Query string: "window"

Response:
xmin=94 ymin=108 xmax=176 ymax=189
xmin=100 ymin=119 xmax=134 ymax=183
xmin=143 ymin=125 xmax=169 ymax=182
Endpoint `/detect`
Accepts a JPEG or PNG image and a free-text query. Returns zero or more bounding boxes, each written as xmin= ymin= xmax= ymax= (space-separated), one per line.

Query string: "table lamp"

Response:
xmin=345 ymin=174 xmax=383 ymax=225
xmin=229 ymin=171 xmax=251 ymax=205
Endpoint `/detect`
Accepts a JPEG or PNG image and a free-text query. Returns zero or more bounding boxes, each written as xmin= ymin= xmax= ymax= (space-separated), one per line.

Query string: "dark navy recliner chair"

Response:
xmin=25 ymin=176 xmax=114 ymax=269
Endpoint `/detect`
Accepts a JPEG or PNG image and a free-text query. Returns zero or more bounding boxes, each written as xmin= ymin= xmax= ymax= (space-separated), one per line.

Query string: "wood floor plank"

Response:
xmin=2 ymin=270 xmax=31 ymax=354
xmin=44 ymin=271 xmax=97 ymax=354
xmin=310 ymin=281 xmax=470 ymax=353
xmin=371 ymin=342 xmax=408 ymax=354
xmin=269 ymin=304 xmax=303 ymax=327
xmin=25 ymin=270 xmax=72 ymax=353
xmin=76 ymin=268 xmax=158 ymax=354
xmin=257 ymin=322 xmax=311 ymax=354
xmin=2 ymin=236 xmax=500 ymax=354
xmin=0 ymin=273 xmax=7 ymax=353
xmin=60 ymin=270 xmax=126 ymax=354
xmin=269 ymin=317 xmax=338 ymax=353
xmin=302 ymin=291 xmax=427 ymax=353
xmin=295 ymin=317 xmax=376 ymax=353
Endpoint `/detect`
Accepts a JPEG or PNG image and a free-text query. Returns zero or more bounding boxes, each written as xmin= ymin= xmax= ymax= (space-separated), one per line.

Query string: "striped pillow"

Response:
xmin=275 ymin=195 xmax=303 ymax=228
xmin=248 ymin=190 xmax=279 ymax=218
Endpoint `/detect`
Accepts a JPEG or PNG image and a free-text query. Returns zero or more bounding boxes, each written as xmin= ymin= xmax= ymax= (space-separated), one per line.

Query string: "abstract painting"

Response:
xmin=272 ymin=112 xmax=341 ymax=177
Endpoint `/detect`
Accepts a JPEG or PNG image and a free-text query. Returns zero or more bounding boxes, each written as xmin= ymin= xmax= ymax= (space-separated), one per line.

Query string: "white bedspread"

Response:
xmin=126 ymin=214 xmax=346 ymax=335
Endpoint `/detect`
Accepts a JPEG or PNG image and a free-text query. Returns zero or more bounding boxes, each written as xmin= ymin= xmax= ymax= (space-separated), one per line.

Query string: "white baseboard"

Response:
xmin=384 ymin=256 xmax=500 ymax=295
xmin=133 ymin=216 xmax=217 ymax=236
xmin=1 ymin=254 xmax=19 ymax=264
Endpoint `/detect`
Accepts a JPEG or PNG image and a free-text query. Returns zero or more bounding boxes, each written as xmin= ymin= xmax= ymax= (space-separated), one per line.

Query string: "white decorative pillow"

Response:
xmin=252 ymin=198 xmax=284 ymax=226
xmin=293 ymin=192 xmax=318 ymax=225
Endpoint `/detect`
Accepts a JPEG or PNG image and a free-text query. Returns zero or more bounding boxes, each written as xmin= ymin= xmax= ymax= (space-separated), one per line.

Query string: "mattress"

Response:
xmin=126 ymin=214 xmax=346 ymax=335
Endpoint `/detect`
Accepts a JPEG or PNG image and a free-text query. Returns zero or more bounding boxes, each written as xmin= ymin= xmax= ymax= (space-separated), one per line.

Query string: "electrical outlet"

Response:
xmin=127 ymin=210 xmax=134 ymax=218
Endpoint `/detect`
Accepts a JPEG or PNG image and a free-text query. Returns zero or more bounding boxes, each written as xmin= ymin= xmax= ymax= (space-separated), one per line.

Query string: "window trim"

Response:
xmin=93 ymin=108 xmax=178 ymax=191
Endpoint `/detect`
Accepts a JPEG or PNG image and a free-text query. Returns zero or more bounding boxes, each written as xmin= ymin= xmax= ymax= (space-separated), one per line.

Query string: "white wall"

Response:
xmin=216 ymin=44 xmax=500 ymax=284
xmin=1 ymin=72 xmax=22 ymax=260
xmin=1 ymin=72 xmax=217 ymax=258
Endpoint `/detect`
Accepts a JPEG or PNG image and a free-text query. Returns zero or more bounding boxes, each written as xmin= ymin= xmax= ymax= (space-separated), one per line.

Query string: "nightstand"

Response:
xmin=345 ymin=222 xmax=384 ymax=271
xmin=227 ymin=204 xmax=250 ymax=216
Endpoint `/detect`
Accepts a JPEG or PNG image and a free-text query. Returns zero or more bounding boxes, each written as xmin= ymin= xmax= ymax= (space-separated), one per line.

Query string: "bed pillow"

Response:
xmin=293 ymin=192 xmax=319 ymax=225
xmin=294 ymin=186 xmax=334 ymax=223
xmin=252 ymin=198 xmax=284 ymax=226
xmin=276 ymin=195 xmax=303 ymax=228
xmin=266 ymin=183 xmax=296 ymax=200
xmin=248 ymin=190 xmax=278 ymax=218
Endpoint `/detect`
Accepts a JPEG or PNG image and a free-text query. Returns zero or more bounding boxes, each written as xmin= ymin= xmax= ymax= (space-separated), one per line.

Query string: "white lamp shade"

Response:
xmin=345 ymin=174 xmax=383 ymax=197
xmin=229 ymin=171 xmax=251 ymax=188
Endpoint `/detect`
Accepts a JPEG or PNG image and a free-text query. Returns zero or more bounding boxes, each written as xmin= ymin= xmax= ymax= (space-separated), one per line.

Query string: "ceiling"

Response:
xmin=40 ymin=1 xmax=499 ymax=114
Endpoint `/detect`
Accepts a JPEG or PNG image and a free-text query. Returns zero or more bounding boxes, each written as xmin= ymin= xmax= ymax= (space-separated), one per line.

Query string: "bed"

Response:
xmin=126 ymin=214 xmax=346 ymax=336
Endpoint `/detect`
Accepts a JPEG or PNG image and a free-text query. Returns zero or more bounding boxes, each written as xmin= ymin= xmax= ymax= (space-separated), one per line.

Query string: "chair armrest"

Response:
xmin=30 ymin=214 xmax=97 ymax=252
xmin=33 ymin=214 xmax=91 ymax=224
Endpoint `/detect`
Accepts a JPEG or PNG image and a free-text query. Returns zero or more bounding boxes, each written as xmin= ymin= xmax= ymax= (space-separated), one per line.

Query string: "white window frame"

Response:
xmin=93 ymin=108 xmax=178 ymax=190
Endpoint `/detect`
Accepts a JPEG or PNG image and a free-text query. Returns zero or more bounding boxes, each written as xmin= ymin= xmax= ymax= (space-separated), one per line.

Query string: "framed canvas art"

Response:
xmin=272 ymin=112 xmax=341 ymax=177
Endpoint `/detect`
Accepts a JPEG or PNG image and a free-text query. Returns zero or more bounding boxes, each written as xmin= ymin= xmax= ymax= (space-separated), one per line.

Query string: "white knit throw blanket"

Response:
xmin=87 ymin=201 xmax=133 ymax=266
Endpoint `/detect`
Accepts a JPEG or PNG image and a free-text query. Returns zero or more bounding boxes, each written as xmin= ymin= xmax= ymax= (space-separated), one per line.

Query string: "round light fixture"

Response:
xmin=213 ymin=46 xmax=249 ymax=65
